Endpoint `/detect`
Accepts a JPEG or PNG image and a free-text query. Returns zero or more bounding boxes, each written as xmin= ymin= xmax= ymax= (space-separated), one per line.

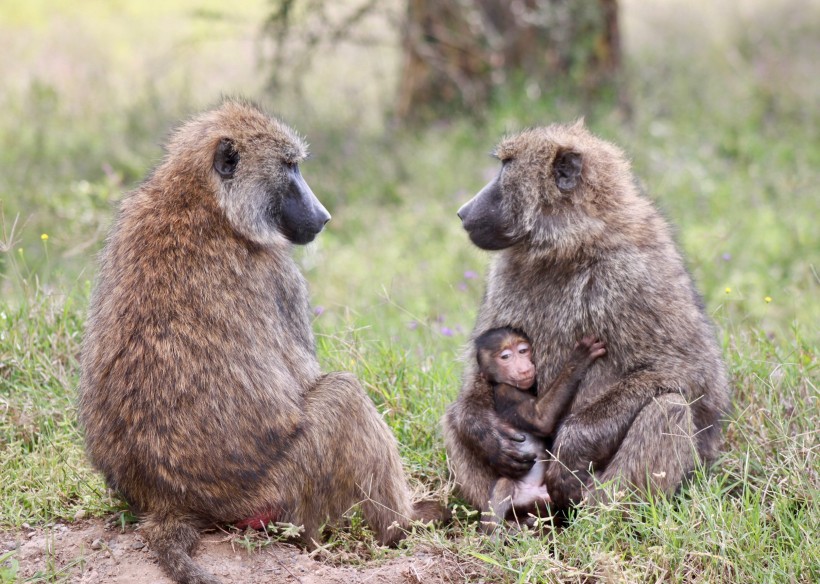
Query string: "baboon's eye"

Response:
xmin=499 ymin=350 xmax=512 ymax=360
xmin=214 ymin=138 xmax=239 ymax=179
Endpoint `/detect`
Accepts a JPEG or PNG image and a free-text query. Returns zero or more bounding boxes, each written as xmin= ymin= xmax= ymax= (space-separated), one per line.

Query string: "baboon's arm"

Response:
xmin=494 ymin=366 xmax=579 ymax=437
xmin=531 ymin=353 xmax=589 ymax=434
xmin=451 ymin=373 xmax=537 ymax=479
xmin=493 ymin=385 xmax=541 ymax=434
xmin=544 ymin=368 xmax=667 ymax=507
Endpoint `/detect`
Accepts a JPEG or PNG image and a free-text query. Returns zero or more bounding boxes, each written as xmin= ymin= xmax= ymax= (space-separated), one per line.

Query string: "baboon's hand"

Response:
xmin=486 ymin=421 xmax=537 ymax=479
xmin=543 ymin=461 xmax=589 ymax=509
xmin=573 ymin=336 xmax=607 ymax=366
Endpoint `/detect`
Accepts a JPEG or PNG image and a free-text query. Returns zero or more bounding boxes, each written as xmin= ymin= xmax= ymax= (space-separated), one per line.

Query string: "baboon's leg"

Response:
xmin=592 ymin=392 xmax=697 ymax=501
xmin=144 ymin=511 xmax=220 ymax=584
xmin=545 ymin=371 xmax=692 ymax=508
xmin=291 ymin=371 xmax=418 ymax=547
xmin=480 ymin=478 xmax=514 ymax=534
xmin=441 ymin=410 xmax=499 ymax=511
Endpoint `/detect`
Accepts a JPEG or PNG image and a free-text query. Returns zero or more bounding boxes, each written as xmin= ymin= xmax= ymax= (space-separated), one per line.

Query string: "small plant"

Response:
xmin=0 ymin=551 xmax=19 ymax=584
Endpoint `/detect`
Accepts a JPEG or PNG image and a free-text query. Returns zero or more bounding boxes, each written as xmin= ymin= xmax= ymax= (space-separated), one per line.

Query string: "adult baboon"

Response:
xmin=443 ymin=121 xmax=730 ymax=512
xmin=79 ymin=99 xmax=436 ymax=584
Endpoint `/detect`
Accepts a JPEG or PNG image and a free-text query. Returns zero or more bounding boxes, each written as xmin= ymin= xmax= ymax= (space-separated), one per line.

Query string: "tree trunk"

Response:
xmin=396 ymin=0 xmax=494 ymax=121
xmin=397 ymin=0 xmax=621 ymax=122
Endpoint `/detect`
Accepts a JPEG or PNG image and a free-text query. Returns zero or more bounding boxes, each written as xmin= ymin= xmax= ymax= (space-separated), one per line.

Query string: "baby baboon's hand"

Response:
xmin=573 ymin=336 xmax=607 ymax=365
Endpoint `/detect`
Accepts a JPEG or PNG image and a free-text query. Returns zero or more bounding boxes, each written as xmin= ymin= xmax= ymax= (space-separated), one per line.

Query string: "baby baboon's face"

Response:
xmin=476 ymin=327 xmax=536 ymax=390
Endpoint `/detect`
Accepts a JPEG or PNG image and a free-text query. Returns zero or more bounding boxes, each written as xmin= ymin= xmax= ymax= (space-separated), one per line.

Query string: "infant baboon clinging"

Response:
xmin=443 ymin=121 xmax=731 ymax=513
xmin=79 ymin=99 xmax=438 ymax=584
xmin=475 ymin=327 xmax=605 ymax=531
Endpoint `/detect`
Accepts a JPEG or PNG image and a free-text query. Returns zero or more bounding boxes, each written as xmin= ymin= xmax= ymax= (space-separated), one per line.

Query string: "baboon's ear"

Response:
xmin=214 ymin=138 xmax=239 ymax=179
xmin=553 ymin=150 xmax=582 ymax=192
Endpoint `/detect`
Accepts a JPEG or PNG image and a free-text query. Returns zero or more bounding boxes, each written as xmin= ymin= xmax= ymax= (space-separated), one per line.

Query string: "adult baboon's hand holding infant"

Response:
xmin=443 ymin=121 xmax=730 ymax=516
xmin=79 ymin=99 xmax=437 ymax=584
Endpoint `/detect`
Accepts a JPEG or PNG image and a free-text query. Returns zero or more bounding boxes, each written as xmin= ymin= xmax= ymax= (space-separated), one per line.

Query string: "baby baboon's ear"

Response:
xmin=214 ymin=138 xmax=239 ymax=179
xmin=553 ymin=150 xmax=582 ymax=192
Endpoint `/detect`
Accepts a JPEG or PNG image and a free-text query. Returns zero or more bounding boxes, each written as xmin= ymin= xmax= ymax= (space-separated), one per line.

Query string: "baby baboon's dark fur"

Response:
xmin=443 ymin=121 xmax=731 ymax=511
xmin=79 ymin=99 xmax=435 ymax=584
xmin=477 ymin=329 xmax=605 ymax=532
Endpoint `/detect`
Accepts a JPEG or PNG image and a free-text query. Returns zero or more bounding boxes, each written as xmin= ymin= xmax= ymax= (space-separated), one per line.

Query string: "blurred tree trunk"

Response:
xmin=396 ymin=0 xmax=622 ymax=122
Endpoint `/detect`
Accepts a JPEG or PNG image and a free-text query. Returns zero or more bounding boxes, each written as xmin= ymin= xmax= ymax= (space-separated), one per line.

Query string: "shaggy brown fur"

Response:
xmin=443 ymin=120 xmax=731 ymax=512
xmin=79 ymin=99 xmax=436 ymax=584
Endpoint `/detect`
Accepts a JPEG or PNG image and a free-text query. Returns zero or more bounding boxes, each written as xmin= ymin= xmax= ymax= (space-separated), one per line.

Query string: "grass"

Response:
xmin=1 ymin=0 xmax=818 ymax=582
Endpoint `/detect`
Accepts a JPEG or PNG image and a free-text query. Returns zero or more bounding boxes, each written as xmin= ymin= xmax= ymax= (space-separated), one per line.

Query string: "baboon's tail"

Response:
xmin=144 ymin=513 xmax=220 ymax=584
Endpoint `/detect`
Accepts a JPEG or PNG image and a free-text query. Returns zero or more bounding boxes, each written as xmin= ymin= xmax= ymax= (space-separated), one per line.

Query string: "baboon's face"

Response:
xmin=457 ymin=126 xmax=585 ymax=251
xmin=477 ymin=330 xmax=536 ymax=390
xmin=457 ymin=164 xmax=516 ymax=250
xmin=210 ymin=109 xmax=331 ymax=247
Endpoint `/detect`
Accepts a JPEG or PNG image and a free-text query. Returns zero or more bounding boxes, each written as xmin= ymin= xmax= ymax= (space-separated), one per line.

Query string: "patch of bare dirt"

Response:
xmin=1 ymin=520 xmax=482 ymax=583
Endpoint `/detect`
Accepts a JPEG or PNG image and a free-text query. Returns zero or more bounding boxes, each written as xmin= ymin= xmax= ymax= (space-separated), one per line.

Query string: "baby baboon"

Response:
xmin=79 ymin=99 xmax=437 ymax=584
xmin=475 ymin=327 xmax=605 ymax=531
xmin=443 ymin=121 xmax=731 ymax=512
